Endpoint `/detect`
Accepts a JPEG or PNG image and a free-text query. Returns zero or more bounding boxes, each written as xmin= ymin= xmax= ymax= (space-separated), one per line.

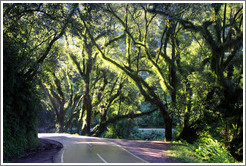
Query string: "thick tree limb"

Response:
xmin=108 ymin=108 xmax=157 ymax=124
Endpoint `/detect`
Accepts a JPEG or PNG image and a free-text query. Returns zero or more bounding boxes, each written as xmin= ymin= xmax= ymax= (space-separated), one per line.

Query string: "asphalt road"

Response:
xmin=38 ymin=133 xmax=147 ymax=163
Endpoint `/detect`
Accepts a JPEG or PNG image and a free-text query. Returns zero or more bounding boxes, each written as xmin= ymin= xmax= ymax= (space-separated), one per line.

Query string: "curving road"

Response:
xmin=38 ymin=133 xmax=147 ymax=163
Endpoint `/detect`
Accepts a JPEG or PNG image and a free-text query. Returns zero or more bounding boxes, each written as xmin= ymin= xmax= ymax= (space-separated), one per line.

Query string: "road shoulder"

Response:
xmin=105 ymin=138 xmax=181 ymax=163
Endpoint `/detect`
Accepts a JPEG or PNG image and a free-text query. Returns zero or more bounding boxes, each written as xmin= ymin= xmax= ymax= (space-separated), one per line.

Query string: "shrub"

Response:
xmin=194 ymin=137 xmax=236 ymax=163
xmin=103 ymin=119 xmax=137 ymax=139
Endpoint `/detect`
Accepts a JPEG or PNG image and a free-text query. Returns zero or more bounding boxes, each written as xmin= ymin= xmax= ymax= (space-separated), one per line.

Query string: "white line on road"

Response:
xmin=87 ymin=143 xmax=93 ymax=151
xmin=114 ymin=143 xmax=148 ymax=163
xmin=61 ymin=149 xmax=64 ymax=163
xmin=97 ymin=153 xmax=107 ymax=163
xmin=87 ymin=143 xmax=92 ymax=147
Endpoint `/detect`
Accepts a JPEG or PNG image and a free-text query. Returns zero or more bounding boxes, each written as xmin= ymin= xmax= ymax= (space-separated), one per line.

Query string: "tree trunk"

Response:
xmin=163 ymin=32 xmax=176 ymax=142
xmin=91 ymin=123 xmax=108 ymax=137
xmin=164 ymin=115 xmax=173 ymax=141
xmin=85 ymin=105 xmax=92 ymax=135
xmin=84 ymin=85 xmax=92 ymax=135
xmin=158 ymin=102 xmax=172 ymax=141
xmin=57 ymin=103 xmax=65 ymax=133
xmin=183 ymin=107 xmax=190 ymax=131
xmin=57 ymin=119 xmax=64 ymax=133
xmin=76 ymin=118 xmax=83 ymax=134
xmin=76 ymin=106 xmax=85 ymax=134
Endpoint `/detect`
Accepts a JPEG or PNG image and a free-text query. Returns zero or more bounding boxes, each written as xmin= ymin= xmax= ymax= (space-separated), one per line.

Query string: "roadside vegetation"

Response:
xmin=3 ymin=3 xmax=243 ymax=163
xmin=167 ymin=137 xmax=238 ymax=163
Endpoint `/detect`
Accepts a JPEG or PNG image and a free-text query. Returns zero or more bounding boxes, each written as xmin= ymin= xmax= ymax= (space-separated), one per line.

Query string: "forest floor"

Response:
xmin=12 ymin=137 xmax=180 ymax=163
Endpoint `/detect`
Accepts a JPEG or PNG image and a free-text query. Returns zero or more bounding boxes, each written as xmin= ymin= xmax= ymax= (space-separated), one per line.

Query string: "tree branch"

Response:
xmin=106 ymin=108 xmax=157 ymax=125
xmin=104 ymin=33 xmax=126 ymax=47
xmin=24 ymin=4 xmax=78 ymax=80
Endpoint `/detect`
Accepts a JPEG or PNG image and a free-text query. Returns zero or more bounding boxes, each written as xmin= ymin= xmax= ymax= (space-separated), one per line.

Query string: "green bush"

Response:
xmin=139 ymin=130 xmax=164 ymax=141
xmin=128 ymin=129 xmax=165 ymax=141
xmin=194 ymin=137 xmax=236 ymax=163
xmin=103 ymin=119 xmax=165 ymax=141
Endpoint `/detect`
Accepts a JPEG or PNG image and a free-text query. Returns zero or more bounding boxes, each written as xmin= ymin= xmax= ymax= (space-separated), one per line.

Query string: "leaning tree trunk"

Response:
xmin=91 ymin=108 xmax=158 ymax=137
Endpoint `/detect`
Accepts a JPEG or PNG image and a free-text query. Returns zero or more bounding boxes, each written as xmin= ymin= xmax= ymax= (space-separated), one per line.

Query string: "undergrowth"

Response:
xmin=167 ymin=137 xmax=240 ymax=163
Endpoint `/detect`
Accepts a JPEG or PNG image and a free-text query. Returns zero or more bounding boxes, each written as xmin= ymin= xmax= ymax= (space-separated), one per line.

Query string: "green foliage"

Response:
xmin=103 ymin=119 xmax=137 ymax=139
xmin=195 ymin=137 xmax=235 ymax=163
xmin=167 ymin=137 xmax=239 ymax=163
xmin=129 ymin=129 xmax=165 ymax=141
xmin=37 ymin=105 xmax=56 ymax=130
xmin=136 ymin=102 xmax=165 ymax=128
xmin=103 ymin=123 xmax=165 ymax=141
xmin=3 ymin=36 xmax=40 ymax=161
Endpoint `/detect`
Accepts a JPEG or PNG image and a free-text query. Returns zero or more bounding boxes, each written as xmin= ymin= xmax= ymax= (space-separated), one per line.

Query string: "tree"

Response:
xmin=80 ymin=3 xmax=191 ymax=141
xmin=57 ymin=3 xmax=159 ymax=136
xmin=178 ymin=3 xmax=243 ymax=160
xmin=41 ymin=55 xmax=84 ymax=132
xmin=3 ymin=3 xmax=78 ymax=161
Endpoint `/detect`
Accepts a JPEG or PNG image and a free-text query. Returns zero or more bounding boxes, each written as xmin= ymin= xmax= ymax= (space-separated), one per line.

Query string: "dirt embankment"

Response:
xmin=13 ymin=138 xmax=63 ymax=163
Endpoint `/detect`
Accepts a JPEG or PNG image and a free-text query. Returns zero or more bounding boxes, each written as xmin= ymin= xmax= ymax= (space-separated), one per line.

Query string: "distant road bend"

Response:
xmin=38 ymin=133 xmax=147 ymax=163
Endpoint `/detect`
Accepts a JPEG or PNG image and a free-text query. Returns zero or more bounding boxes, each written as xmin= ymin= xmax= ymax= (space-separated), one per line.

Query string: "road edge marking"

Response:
xmin=61 ymin=149 xmax=64 ymax=163
xmin=97 ymin=153 xmax=107 ymax=163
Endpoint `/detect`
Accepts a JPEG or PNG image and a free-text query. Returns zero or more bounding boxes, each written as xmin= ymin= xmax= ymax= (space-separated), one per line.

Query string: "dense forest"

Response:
xmin=3 ymin=3 xmax=243 ymax=162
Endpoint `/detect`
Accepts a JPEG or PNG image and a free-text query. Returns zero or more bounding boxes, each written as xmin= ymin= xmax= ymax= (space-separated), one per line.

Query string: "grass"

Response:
xmin=167 ymin=141 xmax=200 ymax=163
